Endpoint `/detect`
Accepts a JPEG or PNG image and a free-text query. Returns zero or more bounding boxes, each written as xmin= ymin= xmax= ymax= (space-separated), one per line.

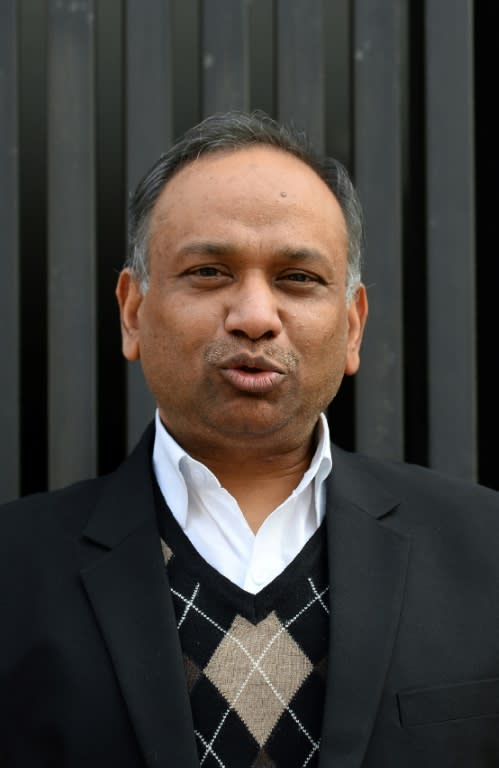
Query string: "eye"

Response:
xmin=279 ymin=271 xmax=324 ymax=285
xmin=285 ymin=272 xmax=315 ymax=282
xmin=191 ymin=266 xmax=225 ymax=277
xmin=183 ymin=264 xmax=232 ymax=288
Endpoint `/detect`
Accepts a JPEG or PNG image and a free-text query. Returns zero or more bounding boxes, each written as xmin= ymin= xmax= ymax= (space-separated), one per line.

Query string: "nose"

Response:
xmin=224 ymin=274 xmax=283 ymax=340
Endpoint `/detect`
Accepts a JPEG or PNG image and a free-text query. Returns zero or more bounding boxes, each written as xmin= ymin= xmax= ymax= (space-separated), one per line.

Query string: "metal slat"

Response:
xmin=0 ymin=1 xmax=20 ymax=502
xmin=19 ymin=0 xmax=49 ymax=497
xmin=425 ymin=0 xmax=477 ymax=480
xmin=202 ymin=0 xmax=250 ymax=114
xmin=47 ymin=0 xmax=97 ymax=488
xmin=353 ymin=0 xmax=404 ymax=460
xmin=172 ymin=0 xmax=200 ymax=138
xmin=126 ymin=0 xmax=174 ymax=450
xmin=277 ymin=0 xmax=325 ymax=152
xmin=95 ymin=0 xmax=126 ymax=474
xmin=249 ymin=0 xmax=274 ymax=115
xmin=324 ymin=0 xmax=351 ymax=165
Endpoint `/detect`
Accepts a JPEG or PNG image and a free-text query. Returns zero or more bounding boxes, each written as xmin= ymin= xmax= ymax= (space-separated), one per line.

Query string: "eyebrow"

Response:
xmin=177 ymin=241 xmax=330 ymax=263
xmin=274 ymin=245 xmax=330 ymax=264
xmin=177 ymin=241 xmax=234 ymax=257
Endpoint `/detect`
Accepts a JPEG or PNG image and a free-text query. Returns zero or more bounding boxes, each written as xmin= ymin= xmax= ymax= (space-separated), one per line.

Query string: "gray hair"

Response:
xmin=126 ymin=110 xmax=364 ymax=301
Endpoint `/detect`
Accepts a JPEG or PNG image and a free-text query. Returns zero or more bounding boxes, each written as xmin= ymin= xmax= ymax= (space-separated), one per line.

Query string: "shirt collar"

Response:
xmin=152 ymin=409 xmax=333 ymax=528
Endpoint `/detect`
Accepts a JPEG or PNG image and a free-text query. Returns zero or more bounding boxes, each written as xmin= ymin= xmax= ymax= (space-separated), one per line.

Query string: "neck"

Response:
xmin=160 ymin=415 xmax=320 ymax=533
xmin=189 ymin=432 xmax=317 ymax=534
xmin=201 ymin=445 xmax=315 ymax=532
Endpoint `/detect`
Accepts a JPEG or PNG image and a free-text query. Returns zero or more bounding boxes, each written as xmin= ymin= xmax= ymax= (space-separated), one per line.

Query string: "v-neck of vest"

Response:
xmin=154 ymin=478 xmax=328 ymax=625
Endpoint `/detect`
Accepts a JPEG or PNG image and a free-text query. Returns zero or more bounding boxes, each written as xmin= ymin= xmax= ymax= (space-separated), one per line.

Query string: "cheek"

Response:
xmin=293 ymin=307 xmax=348 ymax=353
xmin=294 ymin=312 xmax=349 ymax=385
xmin=139 ymin=302 xmax=217 ymax=366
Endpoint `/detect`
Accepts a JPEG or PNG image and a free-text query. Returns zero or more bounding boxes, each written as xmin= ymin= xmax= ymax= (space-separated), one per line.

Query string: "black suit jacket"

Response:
xmin=1 ymin=422 xmax=499 ymax=767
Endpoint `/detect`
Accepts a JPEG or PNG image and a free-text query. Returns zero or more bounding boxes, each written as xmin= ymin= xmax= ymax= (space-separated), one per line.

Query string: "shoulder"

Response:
xmin=0 ymin=476 xmax=110 ymax=547
xmin=0 ymin=420 xmax=157 ymax=544
xmin=343 ymin=446 xmax=495 ymax=495
xmin=330 ymin=443 xmax=499 ymax=531
xmin=333 ymin=442 xmax=497 ymax=498
xmin=0 ymin=478 xmax=111 ymax=621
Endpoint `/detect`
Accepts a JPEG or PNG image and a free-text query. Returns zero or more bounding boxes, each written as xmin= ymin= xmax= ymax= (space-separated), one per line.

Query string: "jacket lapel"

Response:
xmin=80 ymin=424 xmax=199 ymax=768
xmin=319 ymin=448 xmax=411 ymax=768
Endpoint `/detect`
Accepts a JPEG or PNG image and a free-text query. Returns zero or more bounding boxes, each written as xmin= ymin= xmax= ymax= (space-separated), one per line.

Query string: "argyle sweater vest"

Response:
xmin=155 ymin=487 xmax=330 ymax=768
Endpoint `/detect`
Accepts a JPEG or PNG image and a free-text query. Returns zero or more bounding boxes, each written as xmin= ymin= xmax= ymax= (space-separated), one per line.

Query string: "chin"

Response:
xmin=213 ymin=420 xmax=283 ymax=438
xmin=205 ymin=409 xmax=300 ymax=441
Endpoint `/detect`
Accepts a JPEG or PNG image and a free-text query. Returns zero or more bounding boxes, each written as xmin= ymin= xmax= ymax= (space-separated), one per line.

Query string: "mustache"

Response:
xmin=204 ymin=340 xmax=299 ymax=373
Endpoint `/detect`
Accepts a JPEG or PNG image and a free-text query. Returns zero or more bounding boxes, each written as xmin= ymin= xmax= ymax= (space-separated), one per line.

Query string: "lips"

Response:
xmin=217 ymin=352 xmax=286 ymax=393
xmin=219 ymin=353 xmax=286 ymax=375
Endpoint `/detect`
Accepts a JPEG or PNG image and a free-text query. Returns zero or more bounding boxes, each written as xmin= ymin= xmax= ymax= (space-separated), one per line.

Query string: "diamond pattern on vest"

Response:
xmin=204 ymin=611 xmax=313 ymax=745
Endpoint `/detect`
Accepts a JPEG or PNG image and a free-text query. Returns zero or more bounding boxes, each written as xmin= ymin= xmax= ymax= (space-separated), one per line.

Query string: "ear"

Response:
xmin=115 ymin=269 xmax=143 ymax=361
xmin=344 ymin=283 xmax=368 ymax=376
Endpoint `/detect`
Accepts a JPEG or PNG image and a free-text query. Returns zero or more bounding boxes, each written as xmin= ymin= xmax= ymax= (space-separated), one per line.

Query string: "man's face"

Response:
xmin=117 ymin=146 xmax=367 ymax=453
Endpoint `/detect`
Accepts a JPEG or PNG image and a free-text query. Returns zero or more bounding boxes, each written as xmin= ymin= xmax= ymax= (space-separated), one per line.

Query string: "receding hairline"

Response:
xmin=145 ymin=142 xmax=348 ymax=233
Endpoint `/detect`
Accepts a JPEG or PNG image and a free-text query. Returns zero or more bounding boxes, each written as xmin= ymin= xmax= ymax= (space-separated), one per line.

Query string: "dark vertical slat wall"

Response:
xmin=248 ymin=0 xmax=274 ymax=117
xmin=425 ymin=0 xmax=477 ymax=482
xmin=353 ymin=0 xmax=405 ymax=461
xmin=172 ymin=0 xmax=200 ymax=138
xmin=202 ymin=0 xmax=250 ymax=114
xmin=126 ymin=0 xmax=174 ymax=449
xmin=277 ymin=0 xmax=325 ymax=152
xmin=323 ymin=0 xmax=351 ymax=166
xmin=47 ymin=0 xmax=97 ymax=490
xmin=1 ymin=0 xmax=493 ymax=503
xmin=95 ymin=0 xmax=126 ymax=476
xmin=0 ymin=1 xmax=20 ymax=502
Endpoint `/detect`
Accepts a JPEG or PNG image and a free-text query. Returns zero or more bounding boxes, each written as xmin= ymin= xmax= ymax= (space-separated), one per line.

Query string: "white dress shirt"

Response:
xmin=152 ymin=410 xmax=332 ymax=593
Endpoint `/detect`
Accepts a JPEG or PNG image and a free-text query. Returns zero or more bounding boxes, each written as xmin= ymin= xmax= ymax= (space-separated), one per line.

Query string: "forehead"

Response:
xmin=148 ymin=146 xmax=347 ymax=250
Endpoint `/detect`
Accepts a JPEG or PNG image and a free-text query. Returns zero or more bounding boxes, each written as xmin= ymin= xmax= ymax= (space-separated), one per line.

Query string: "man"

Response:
xmin=1 ymin=111 xmax=498 ymax=767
